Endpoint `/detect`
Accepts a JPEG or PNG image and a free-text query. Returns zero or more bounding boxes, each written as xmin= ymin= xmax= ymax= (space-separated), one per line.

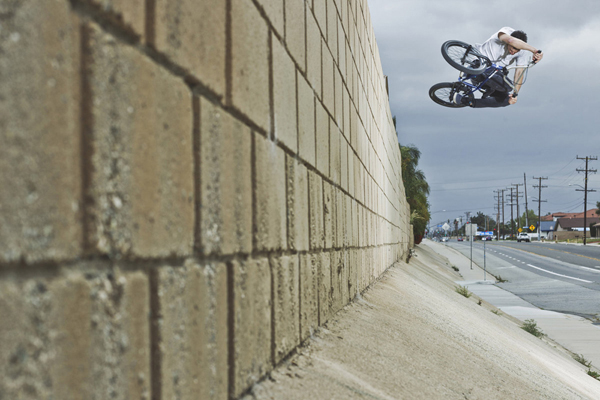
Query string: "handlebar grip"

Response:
xmin=533 ymin=50 xmax=542 ymax=64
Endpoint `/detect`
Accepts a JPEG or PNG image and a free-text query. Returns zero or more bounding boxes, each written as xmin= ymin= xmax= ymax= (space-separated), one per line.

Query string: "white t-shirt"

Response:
xmin=476 ymin=27 xmax=530 ymax=67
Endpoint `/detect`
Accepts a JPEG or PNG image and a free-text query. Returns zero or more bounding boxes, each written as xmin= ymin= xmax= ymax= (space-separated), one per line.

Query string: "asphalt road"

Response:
xmin=444 ymin=240 xmax=600 ymax=320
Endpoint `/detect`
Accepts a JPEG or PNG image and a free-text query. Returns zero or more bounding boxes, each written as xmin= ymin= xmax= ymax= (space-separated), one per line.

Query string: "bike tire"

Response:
xmin=441 ymin=40 xmax=490 ymax=75
xmin=429 ymin=82 xmax=471 ymax=108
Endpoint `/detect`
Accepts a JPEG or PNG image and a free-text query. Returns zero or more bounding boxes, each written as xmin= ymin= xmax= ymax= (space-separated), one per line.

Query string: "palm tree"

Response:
xmin=399 ymin=144 xmax=430 ymax=244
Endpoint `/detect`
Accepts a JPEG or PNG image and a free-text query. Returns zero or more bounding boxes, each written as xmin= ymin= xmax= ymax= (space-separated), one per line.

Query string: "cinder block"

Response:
xmin=255 ymin=133 xmax=287 ymax=251
xmin=337 ymin=14 xmax=347 ymax=79
xmin=84 ymin=24 xmax=194 ymax=259
xmin=0 ymin=0 xmax=82 ymax=264
xmin=306 ymin=6 xmax=322 ymax=99
xmin=272 ymin=37 xmax=298 ymax=152
xmin=335 ymin=188 xmax=346 ymax=248
xmin=308 ymin=171 xmax=324 ymax=250
xmin=199 ymin=98 xmax=253 ymax=256
xmin=286 ymin=156 xmax=310 ymax=251
xmin=154 ymin=261 xmax=228 ymax=400
xmin=340 ymin=136 xmax=348 ymax=192
xmin=271 ymin=255 xmax=300 ymax=363
xmin=322 ymin=41 xmax=335 ymax=115
xmin=326 ymin=0 xmax=338 ymax=63
xmin=330 ymin=250 xmax=347 ymax=313
xmin=153 ymin=0 xmax=226 ymax=97
xmin=329 ymin=120 xmax=341 ymax=184
xmin=255 ymin=0 xmax=284 ymax=37
xmin=299 ymin=253 xmax=318 ymax=341
xmin=297 ymin=74 xmax=316 ymax=167
xmin=315 ymin=103 xmax=330 ymax=176
xmin=323 ymin=181 xmax=335 ymax=249
xmin=285 ymin=0 xmax=306 ymax=71
xmin=312 ymin=0 xmax=326 ymax=35
xmin=231 ymin=258 xmax=272 ymax=397
xmin=0 ymin=270 xmax=151 ymax=400
xmin=230 ymin=0 xmax=270 ymax=132
xmin=86 ymin=269 xmax=152 ymax=399
xmin=318 ymin=252 xmax=332 ymax=324
xmin=334 ymin=68 xmax=343 ymax=128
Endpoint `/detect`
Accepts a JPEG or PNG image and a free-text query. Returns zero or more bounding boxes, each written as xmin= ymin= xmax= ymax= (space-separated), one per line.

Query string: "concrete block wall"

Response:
xmin=0 ymin=0 xmax=411 ymax=398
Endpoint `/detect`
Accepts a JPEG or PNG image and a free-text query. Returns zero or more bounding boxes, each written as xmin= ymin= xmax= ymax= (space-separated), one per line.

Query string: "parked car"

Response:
xmin=457 ymin=237 xmax=464 ymax=241
xmin=517 ymin=232 xmax=530 ymax=242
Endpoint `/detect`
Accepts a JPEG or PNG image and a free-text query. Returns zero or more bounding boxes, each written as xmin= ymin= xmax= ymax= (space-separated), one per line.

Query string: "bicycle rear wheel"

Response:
xmin=441 ymin=40 xmax=490 ymax=74
xmin=429 ymin=82 xmax=472 ymax=108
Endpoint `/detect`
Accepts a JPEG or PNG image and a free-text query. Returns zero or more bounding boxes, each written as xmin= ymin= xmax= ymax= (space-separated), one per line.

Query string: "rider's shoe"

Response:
xmin=453 ymin=93 xmax=472 ymax=107
xmin=452 ymin=93 xmax=464 ymax=105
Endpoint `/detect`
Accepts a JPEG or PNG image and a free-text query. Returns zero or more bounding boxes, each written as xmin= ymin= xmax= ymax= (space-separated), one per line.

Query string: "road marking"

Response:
xmin=580 ymin=267 xmax=600 ymax=273
xmin=526 ymin=264 xmax=593 ymax=283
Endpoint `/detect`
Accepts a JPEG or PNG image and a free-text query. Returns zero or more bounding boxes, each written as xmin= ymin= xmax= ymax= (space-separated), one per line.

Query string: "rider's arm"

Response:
xmin=513 ymin=67 xmax=525 ymax=94
xmin=498 ymin=33 xmax=544 ymax=62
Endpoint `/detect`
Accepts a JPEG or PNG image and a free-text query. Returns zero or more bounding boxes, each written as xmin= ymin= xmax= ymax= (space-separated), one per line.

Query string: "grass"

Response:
xmin=451 ymin=265 xmax=459 ymax=272
xmin=491 ymin=309 xmax=502 ymax=316
xmin=573 ymin=353 xmax=592 ymax=368
xmin=455 ymin=285 xmax=472 ymax=298
xmin=521 ymin=319 xmax=545 ymax=338
xmin=495 ymin=275 xmax=508 ymax=283
xmin=588 ymin=369 xmax=600 ymax=380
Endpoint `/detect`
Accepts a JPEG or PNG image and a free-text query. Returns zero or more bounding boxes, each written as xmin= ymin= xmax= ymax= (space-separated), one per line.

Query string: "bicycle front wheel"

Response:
xmin=441 ymin=40 xmax=490 ymax=75
xmin=429 ymin=82 xmax=471 ymax=108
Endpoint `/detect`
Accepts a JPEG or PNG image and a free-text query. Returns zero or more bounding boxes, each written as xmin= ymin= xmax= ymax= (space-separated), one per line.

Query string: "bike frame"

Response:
xmin=456 ymin=60 xmax=535 ymax=98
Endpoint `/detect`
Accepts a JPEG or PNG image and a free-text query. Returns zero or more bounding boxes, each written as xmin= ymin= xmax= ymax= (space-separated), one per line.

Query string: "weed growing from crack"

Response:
xmin=521 ymin=319 xmax=545 ymax=338
xmin=573 ymin=353 xmax=592 ymax=368
xmin=455 ymin=285 xmax=472 ymax=298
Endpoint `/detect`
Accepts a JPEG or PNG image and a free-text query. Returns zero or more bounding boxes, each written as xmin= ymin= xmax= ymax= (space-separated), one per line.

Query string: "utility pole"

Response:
xmin=524 ymin=173 xmax=529 ymax=228
xmin=494 ymin=189 xmax=502 ymax=240
xmin=507 ymin=187 xmax=514 ymax=239
xmin=532 ymin=177 xmax=548 ymax=241
xmin=501 ymin=189 xmax=505 ymax=240
xmin=576 ymin=156 xmax=597 ymax=245
xmin=512 ymin=183 xmax=523 ymax=233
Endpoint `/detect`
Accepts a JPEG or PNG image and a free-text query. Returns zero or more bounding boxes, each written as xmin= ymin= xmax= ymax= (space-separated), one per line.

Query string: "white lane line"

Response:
xmin=580 ymin=266 xmax=600 ymax=273
xmin=526 ymin=264 xmax=593 ymax=283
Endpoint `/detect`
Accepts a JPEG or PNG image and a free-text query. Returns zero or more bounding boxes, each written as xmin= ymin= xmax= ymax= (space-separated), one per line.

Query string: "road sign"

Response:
xmin=442 ymin=223 xmax=450 ymax=231
xmin=518 ymin=228 xmax=522 ymax=233
xmin=529 ymin=225 xmax=536 ymax=231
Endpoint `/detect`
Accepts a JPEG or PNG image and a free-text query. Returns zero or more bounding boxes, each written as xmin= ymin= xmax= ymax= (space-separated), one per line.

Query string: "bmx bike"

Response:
xmin=429 ymin=40 xmax=541 ymax=108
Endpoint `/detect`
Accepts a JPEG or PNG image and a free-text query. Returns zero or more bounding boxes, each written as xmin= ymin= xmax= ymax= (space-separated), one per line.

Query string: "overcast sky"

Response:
xmin=369 ymin=0 xmax=600 ymax=229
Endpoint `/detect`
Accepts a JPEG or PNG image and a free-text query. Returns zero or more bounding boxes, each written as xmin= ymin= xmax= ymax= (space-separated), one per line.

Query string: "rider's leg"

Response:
xmin=471 ymin=92 xmax=510 ymax=108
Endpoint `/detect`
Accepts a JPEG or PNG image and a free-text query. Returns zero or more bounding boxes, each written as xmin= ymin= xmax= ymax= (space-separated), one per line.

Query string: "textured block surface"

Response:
xmin=0 ymin=0 xmax=82 ymax=263
xmin=154 ymin=261 xmax=228 ymax=400
xmin=84 ymin=24 xmax=194 ymax=258
xmin=199 ymin=99 xmax=253 ymax=255
xmin=255 ymin=133 xmax=287 ymax=251
xmin=232 ymin=258 xmax=272 ymax=397
xmin=154 ymin=0 xmax=226 ymax=97
xmin=230 ymin=0 xmax=270 ymax=131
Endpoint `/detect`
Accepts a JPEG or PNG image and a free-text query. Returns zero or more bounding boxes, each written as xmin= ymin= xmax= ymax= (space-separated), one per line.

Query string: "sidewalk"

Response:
xmin=426 ymin=240 xmax=600 ymax=369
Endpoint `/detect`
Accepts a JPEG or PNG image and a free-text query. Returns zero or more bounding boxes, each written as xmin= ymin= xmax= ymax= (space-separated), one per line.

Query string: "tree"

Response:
xmin=399 ymin=143 xmax=430 ymax=244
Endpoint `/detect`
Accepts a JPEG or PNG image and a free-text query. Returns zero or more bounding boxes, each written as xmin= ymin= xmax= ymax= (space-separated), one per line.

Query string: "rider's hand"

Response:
xmin=508 ymin=94 xmax=518 ymax=105
xmin=533 ymin=51 xmax=543 ymax=63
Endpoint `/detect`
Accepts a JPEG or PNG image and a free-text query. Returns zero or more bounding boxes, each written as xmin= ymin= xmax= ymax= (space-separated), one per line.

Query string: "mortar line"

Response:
xmin=192 ymin=96 xmax=202 ymax=253
xmin=79 ymin=22 xmax=94 ymax=255
xmin=149 ymin=268 xmax=163 ymax=400
xmin=226 ymin=261 xmax=236 ymax=400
